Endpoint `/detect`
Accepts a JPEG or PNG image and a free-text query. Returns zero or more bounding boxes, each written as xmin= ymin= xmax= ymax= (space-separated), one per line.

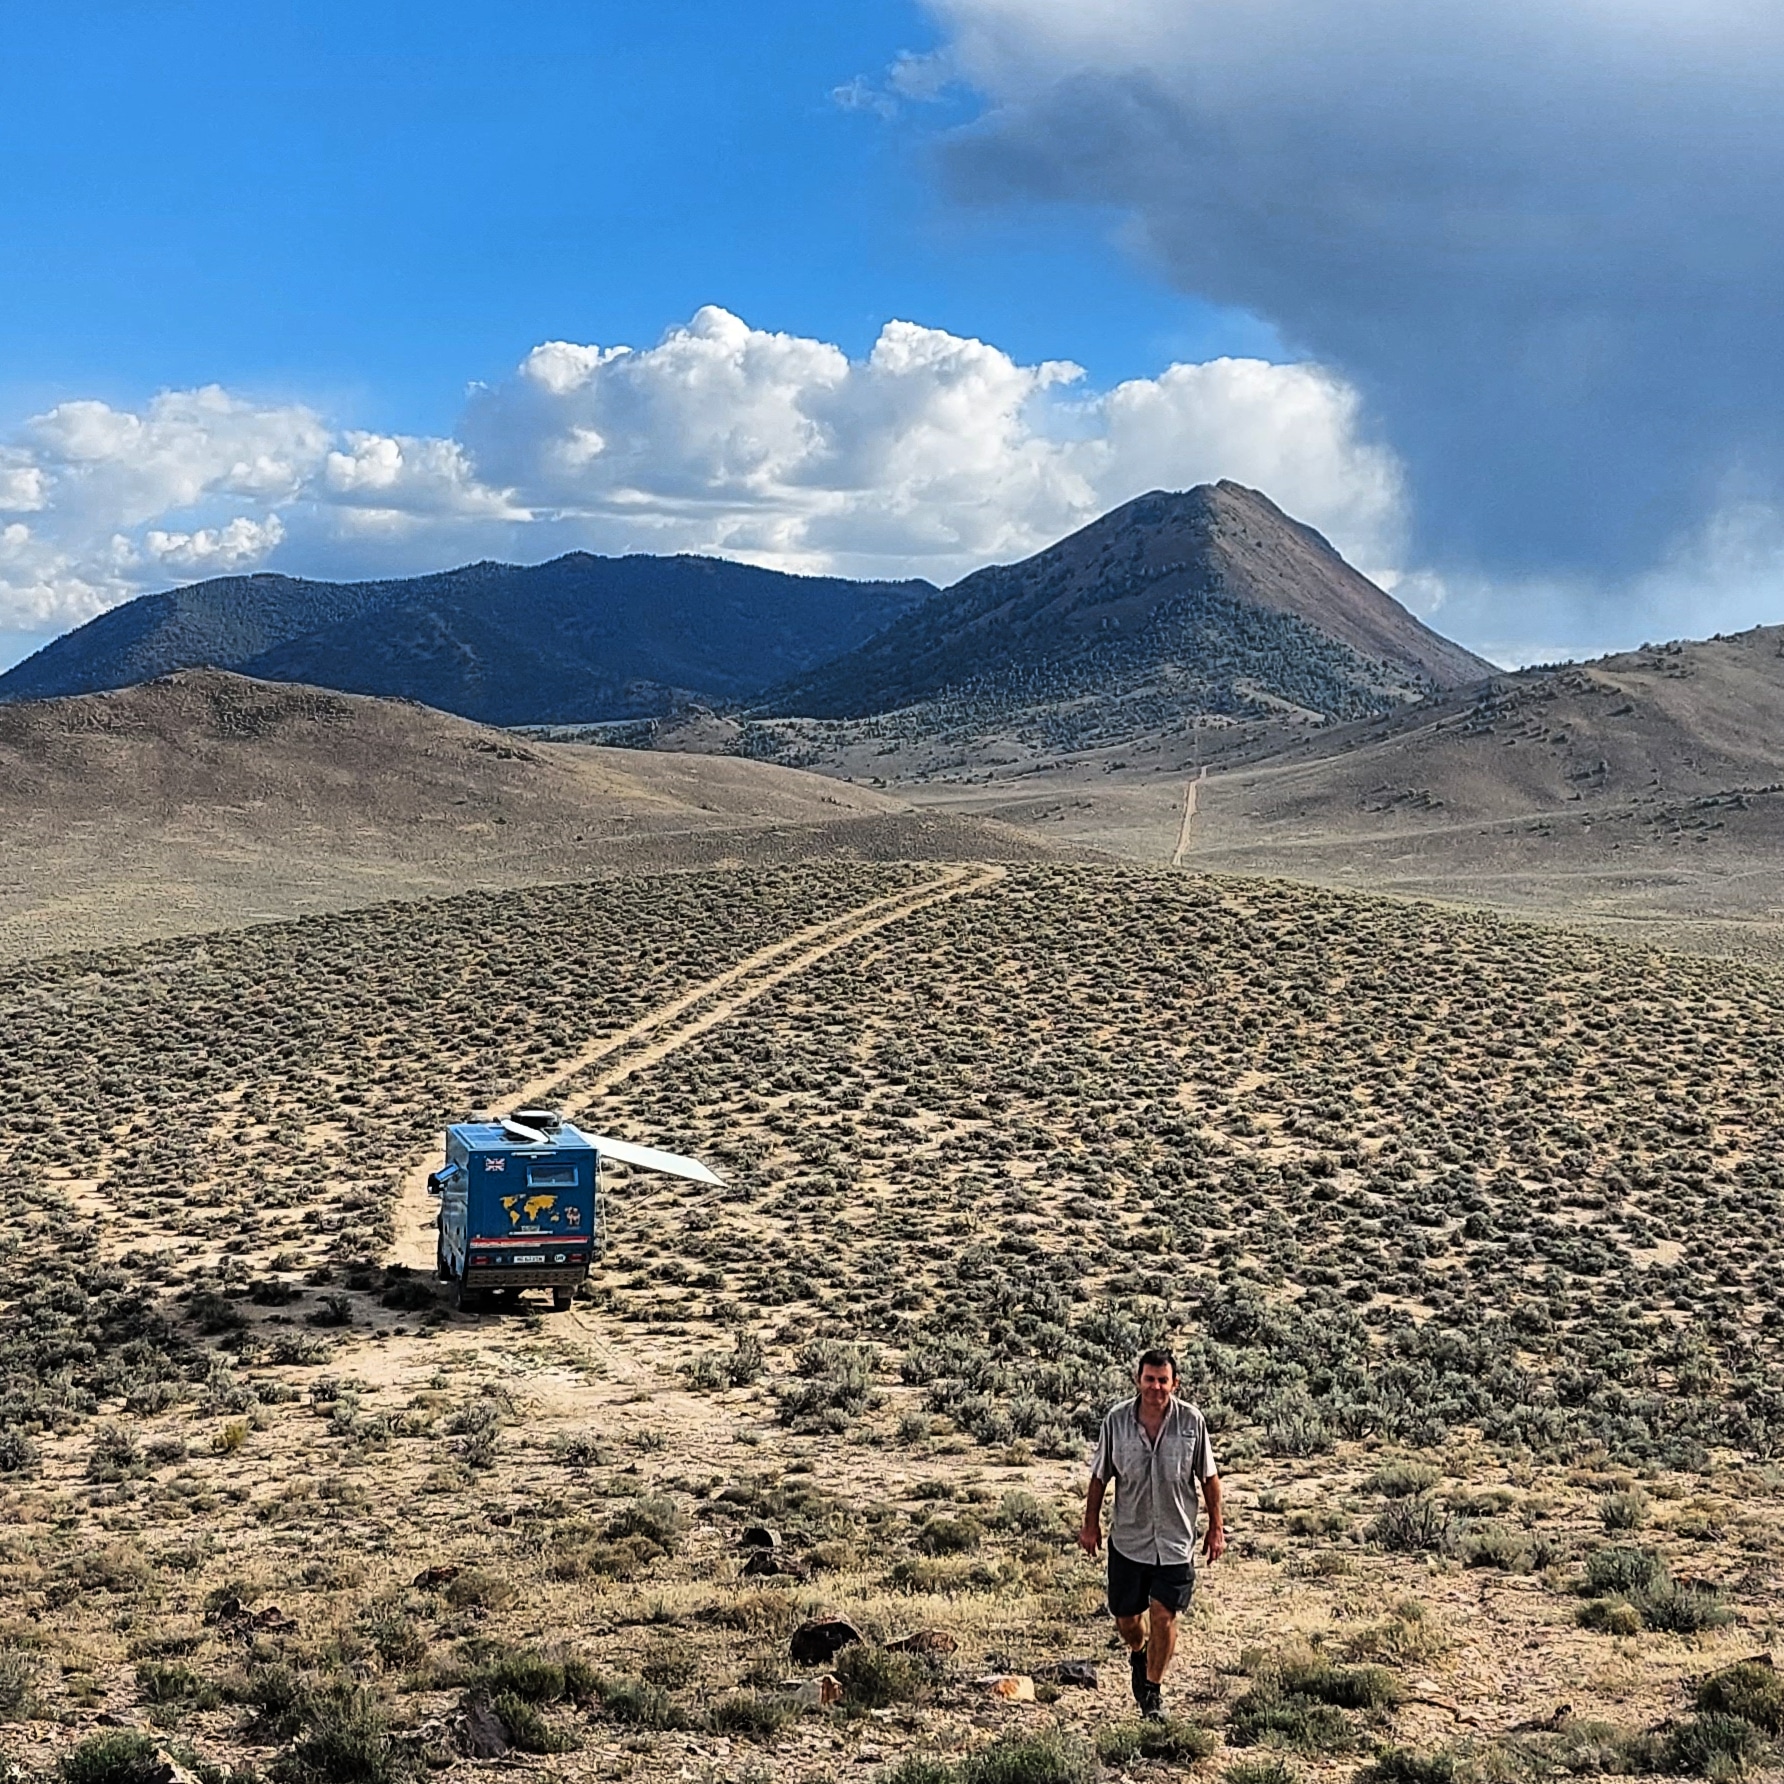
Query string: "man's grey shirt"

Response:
xmin=1088 ymin=1396 xmax=1218 ymax=1567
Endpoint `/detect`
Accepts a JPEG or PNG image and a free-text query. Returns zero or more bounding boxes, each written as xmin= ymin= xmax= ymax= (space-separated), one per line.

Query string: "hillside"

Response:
xmin=0 ymin=553 xmax=933 ymax=725
xmin=0 ymin=671 xmax=1065 ymax=958
xmin=758 ymin=483 xmax=1490 ymax=756
xmin=916 ymin=626 xmax=1784 ymax=955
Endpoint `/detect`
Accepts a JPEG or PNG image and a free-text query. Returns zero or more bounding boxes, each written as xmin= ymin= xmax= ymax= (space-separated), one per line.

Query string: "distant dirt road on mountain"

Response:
xmin=1171 ymin=766 xmax=1209 ymax=867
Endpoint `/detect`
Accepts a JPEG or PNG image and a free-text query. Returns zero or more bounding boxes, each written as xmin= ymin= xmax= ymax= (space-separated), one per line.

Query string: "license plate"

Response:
xmin=511 ymin=1254 xmax=545 ymax=1265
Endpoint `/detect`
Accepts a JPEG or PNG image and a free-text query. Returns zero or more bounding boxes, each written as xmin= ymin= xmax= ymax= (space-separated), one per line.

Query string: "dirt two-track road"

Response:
xmin=389 ymin=865 xmax=1006 ymax=1273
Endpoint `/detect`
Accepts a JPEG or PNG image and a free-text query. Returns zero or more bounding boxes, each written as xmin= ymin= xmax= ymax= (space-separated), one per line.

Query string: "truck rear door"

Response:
xmin=468 ymin=1151 xmax=595 ymax=1278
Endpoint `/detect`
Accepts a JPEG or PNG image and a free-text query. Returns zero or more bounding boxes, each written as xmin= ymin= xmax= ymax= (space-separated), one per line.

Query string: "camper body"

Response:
xmin=427 ymin=1107 xmax=719 ymax=1313
xmin=431 ymin=1120 xmax=599 ymax=1311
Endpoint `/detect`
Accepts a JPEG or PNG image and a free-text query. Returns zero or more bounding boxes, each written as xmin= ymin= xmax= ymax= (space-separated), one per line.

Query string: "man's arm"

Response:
xmin=1079 ymin=1475 xmax=1107 ymax=1555
xmin=1200 ymin=1473 xmax=1225 ymax=1562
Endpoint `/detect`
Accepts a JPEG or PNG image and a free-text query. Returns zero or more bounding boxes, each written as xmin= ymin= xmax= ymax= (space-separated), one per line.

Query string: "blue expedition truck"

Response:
xmin=428 ymin=1107 xmax=719 ymax=1312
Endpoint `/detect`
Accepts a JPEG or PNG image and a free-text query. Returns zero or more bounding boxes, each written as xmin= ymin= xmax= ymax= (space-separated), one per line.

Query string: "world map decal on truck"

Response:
xmin=501 ymin=1193 xmax=578 ymax=1229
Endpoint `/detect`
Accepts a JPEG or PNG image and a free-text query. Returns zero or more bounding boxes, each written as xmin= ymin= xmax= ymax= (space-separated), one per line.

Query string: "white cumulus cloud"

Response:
xmin=462 ymin=305 xmax=1404 ymax=579
xmin=0 ymin=307 xmax=1405 ymax=640
xmin=323 ymin=432 xmax=526 ymax=521
xmin=145 ymin=516 xmax=288 ymax=574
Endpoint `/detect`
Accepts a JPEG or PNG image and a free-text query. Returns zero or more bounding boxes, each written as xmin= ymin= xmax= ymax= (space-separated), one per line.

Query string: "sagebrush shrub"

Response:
xmin=1696 ymin=1662 xmax=1784 ymax=1736
xmin=58 ymin=1732 xmax=164 ymax=1784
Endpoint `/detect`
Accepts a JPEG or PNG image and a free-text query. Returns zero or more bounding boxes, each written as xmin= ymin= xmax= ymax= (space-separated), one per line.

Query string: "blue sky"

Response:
xmin=5 ymin=0 xmax=1784 ymax=670
xmin=0 ymin=1 xmax=1266 ymax=431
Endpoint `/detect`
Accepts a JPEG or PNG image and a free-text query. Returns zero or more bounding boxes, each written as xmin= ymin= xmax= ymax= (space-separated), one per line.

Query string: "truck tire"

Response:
xmin=552 ymin=1287 xmax=574 ymax=1312
xmin=455 ymin=1278 xmax=484 ymax=1314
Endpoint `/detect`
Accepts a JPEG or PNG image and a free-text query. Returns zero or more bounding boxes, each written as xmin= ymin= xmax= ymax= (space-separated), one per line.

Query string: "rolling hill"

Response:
xmin=0 ymin=671 xmax=1067 ymax=959
xmin=0 ymin=553 xmax=933 ymax=725
xmin=911 ymin=625 xmax=1784 ymax=956
xmin=1188 ymin=627 xmax=1784 ymax=880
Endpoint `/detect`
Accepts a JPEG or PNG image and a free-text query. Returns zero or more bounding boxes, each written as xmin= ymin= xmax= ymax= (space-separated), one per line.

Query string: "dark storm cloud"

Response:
xmin=928 ymin=0 xmax=1784 ymax=645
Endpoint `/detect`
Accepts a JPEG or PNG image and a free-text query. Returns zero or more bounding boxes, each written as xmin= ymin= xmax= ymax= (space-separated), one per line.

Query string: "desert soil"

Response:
xmin=2 ymin=862 xmax=1781 ymax=1783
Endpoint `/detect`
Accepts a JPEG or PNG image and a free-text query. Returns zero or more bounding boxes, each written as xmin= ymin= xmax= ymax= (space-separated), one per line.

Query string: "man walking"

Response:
xmin=1079 ymin=1349 xmax=1224 ymax=1720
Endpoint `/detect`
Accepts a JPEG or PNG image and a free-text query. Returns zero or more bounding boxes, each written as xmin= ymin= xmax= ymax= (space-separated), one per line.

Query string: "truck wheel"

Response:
xmin=455 ymin=1278 xmax=484 ymax=1314
xmin=552 ymin=1288 xmax=574 ymax=1312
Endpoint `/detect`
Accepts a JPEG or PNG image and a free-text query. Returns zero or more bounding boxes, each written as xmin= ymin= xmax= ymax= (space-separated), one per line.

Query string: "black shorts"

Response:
xmin=1107 ymin=1543 xmax=1196 ymax=1618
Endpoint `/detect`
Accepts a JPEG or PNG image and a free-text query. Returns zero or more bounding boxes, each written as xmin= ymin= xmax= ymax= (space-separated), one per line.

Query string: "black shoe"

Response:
xmin=1129 ymin=1649 xmax=1148 ymax=1704
xmin=1139 ymin=1680 xmax=1165 ymax=1721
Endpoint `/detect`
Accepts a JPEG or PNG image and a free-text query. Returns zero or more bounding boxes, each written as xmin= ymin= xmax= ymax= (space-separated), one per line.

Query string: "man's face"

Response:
xmin=1136 ymin=1363 xmax=1176 ymax=1411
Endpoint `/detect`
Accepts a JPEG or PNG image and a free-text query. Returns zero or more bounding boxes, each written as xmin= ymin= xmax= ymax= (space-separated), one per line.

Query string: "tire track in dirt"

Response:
xmin=1171 ymin=766 xmax=1209 ymax=867
xmin=558 ymin=863 xmax=1006 ymax=1114
xmin=390 ymin=864 xmax=1004 ymax=1270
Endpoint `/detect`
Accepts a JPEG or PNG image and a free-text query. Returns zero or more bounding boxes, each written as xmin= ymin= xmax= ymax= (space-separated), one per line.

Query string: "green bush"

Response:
xmin=1276 ymin=1656 xmax=1401 ymax=1711
xmin=1370 ymin=1496 xmax=1450 ymax=1553
xmin=1696 ymin=1662 xmax=1784 ymax=1735
xmin=959 ymin=1732 xmax=1098 ymax=1784
xmin=86 ymin=1424 xmax=148 ymax=1484
xmin=192 ymin=1760 xmax=262 ymax=1784
xmin=0 ymin=1647 xmax=42 ymax=1718
xmin=1662 ymin=1714 xmax=1766 ymax=1777
xmin=272 ymin=1686 xmax=411 ymax=1784
xmin=136 ymin=1661 xmax=222 ymax=1709
xmin=1638 ymin=1580 xmax=1732 ymax=1635
xmin=706 ymin=1692 xmax=801 ymax=1739
xmin=363 ymin=1613 xmax=425 ymax=1673
xmin=237 ymin=1662 xmax=308 ymax=1737
xmin=996 ymin=1490 xmax=1055 ymax=1535
xmin=592 ymin=1673 xmax=688 ymax=1730
xmin=0 ymin=1428 xmax=40 ymax=1475
xmin=1456 ymin=1524 xmax=1536 ymax=1573
xmin=1356 ymin=1750 xmax=1455 ymax=1784
xmin=1540 ymin=1720 xmax=1663 ymax=1776
xmin=887 ymin=1552 xmax=1016 ymax=1595
xmin=1578 ymin=1548 xmax=1731 ymax=1635
xmin=602 ymin=1495 xmax=685 ymax=1554
xmin=686 ymin=1334 xmax=766 ymax=1391
xmin=1285 ymin=1506 xmax=1351 ymax=1539
xmin=1096 ymin=1719 xmax=1218 ymax=1764
xmin=1371 ymin=1462 xmax=1440 ymax=1499
xmin=777 ymin=1341 xmax=881 ymax=1429
xmin=442 ymin=1569 xmax=514 ymax=1611
xmin=1228 ymin=1687 xmax=1358 ymax=1754
xmin=835 ymin=1644 xmax=929 ymax=1709
xmin=476 ymin=1649 xmax=565 ymax=1703
xmin=915 ymin=1516 xmax=983 ymax=1556
xmin=1224 ymin=1762 xmax=1300 ymax=1784
xmin=1345 ymin=1601 xmax=1448 ymax=1666
xmin=552 ymin=1433 xmax=607 ymax=1468
xmin=58 ymin=1731 xmax=164 ymax=1784
xmin=1598 ymin=1489 xmax=1650 ymax=1532
xmin=490 ymin=1692 xmax=578 ymax=1754
xmin=1583 ymin=1547 xmax=1666 ymax=1599
xmin=559 ymin=1655 xmax=600 ymax=1702
xmin=1577 ymin=1598 xmax=1644 ymax=1636
xmin=883 ymin=1761 xmax=958 ymax=1784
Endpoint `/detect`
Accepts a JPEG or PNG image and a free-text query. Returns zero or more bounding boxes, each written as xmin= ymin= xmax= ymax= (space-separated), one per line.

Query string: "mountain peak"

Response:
xmin=765 ymin=481 xmax=1490 ymax=733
